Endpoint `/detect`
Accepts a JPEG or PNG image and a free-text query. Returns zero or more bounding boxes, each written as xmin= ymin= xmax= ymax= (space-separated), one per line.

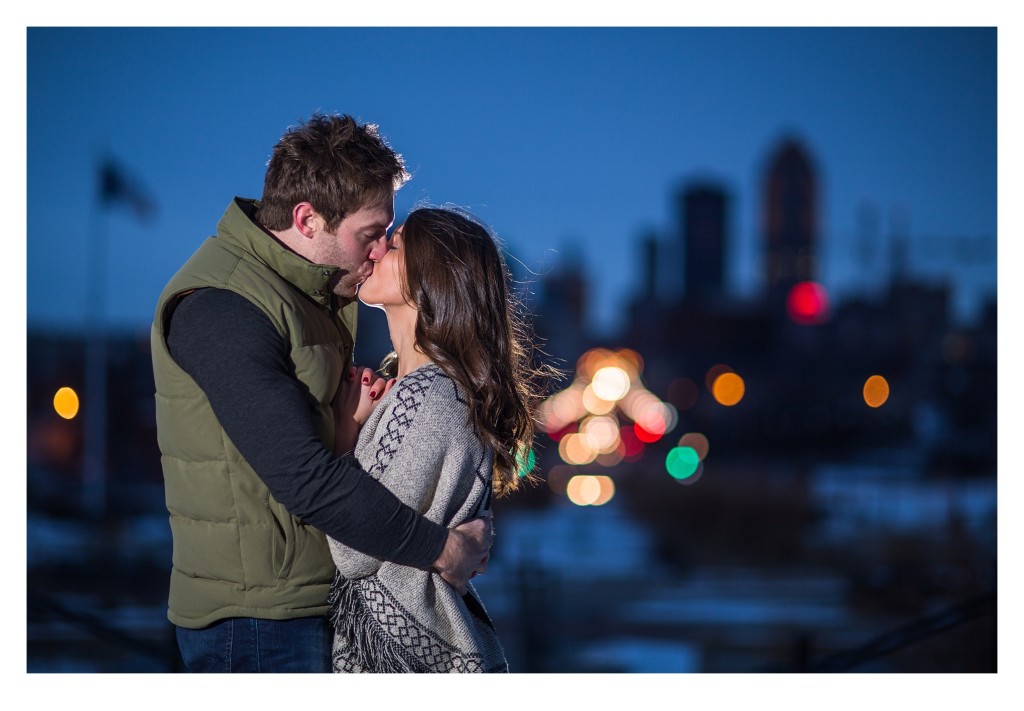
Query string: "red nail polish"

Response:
xmin=369 ymin=391 xmax=377 ymax=398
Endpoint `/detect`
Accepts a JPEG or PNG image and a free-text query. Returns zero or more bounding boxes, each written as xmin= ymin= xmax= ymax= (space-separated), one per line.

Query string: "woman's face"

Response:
xmin=357 ymin=223 xmax=408 ymax=309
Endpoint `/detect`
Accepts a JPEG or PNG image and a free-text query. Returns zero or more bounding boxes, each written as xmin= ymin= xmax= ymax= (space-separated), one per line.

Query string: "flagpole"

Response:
xmin=83 ymin=163 xmax=108 ymax=518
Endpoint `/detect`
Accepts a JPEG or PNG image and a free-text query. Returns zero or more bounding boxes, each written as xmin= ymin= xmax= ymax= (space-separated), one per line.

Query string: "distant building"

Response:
xmin=680 ymin=183 xmax=729 ymax=304
xmin=533 ymin=246 xmax=591 ymax=366
xmin=762 ymin=138 xmax=819 ymax=316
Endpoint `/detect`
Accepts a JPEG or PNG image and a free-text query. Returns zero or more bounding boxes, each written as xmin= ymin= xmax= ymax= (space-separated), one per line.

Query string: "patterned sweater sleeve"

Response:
xmin=328 ymin=366 xmax=490 ymax=580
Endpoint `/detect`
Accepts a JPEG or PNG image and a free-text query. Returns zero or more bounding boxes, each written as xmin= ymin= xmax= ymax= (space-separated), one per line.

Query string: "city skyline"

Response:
xmin=24 ymin=26 xmax=997 ymax=337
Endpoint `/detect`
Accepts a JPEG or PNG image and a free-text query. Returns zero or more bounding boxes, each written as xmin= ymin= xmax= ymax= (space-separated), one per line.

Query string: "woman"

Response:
xmin=327 ymin=207 xmax=544 ymax=673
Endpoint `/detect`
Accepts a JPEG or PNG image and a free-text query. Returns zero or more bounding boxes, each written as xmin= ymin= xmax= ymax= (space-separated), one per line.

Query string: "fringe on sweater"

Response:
xmin=328 ymin=572 xmax=421 ymax=673
xmin=328 ymin=570 xmax=501 ymax=673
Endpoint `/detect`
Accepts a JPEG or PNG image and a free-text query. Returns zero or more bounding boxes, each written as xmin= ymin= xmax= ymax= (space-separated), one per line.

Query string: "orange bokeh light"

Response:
xmin=712 ymin=372 xmax=745 ymax=406
xmin=53 ymin=387 xmax=80 ymax=419
xmin=863 ymin=375 xmax=890 ymax=408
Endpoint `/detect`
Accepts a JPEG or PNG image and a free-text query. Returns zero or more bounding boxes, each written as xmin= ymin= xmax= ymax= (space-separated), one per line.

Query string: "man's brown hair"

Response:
xmin=256 ymin=113 xmax=409 ymax=232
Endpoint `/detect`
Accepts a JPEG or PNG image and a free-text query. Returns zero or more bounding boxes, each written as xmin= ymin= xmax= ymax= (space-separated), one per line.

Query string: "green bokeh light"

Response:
xmin=516 ymin=446 xmax=536 ymax=477
xmin=666 ymin=446 xmax=700 ymax=480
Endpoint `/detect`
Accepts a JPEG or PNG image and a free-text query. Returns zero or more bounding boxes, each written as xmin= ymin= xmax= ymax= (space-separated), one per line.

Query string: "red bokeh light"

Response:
xmin=633 ymin=422 xmax=662 ymax=444
xmin=787 ymin=281 xmax=830 ymax=325
xmin=619 ymin=425 xmax=646 ymax=460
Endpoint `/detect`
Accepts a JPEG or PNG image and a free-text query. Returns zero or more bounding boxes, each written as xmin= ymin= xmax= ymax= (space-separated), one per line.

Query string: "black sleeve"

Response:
xmin=164 ymin=287 xmax=447 ymax=569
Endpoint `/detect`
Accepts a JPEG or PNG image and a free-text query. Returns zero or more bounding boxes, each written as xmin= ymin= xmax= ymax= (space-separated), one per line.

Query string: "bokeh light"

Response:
xmin=666 ymin=446 xmax=701 ymax=480
xmin=591 ymin=476 xmax=616 ymax=505
xmin=591 ymin=366 xmax=631 ymax=401
xmin=582 ymin=384 xmax=617 ymax=415
xmin=615 ymin=349 xmax=644 ymax=380
xmin=712 ymin=372 xmax=745 ymax=406
xmin=633 ymin=403 xmax=668 ymax=437
xmin=540 ymin=346 xmax=671 ymax=465
xmin=580 ymin=415 xmax=621 ymax=454
xmin=678 ymin=432 xmax=710 ymax=460
xmin=541 ymin=384 xmax=586 ymax=434
xmin=863 ymin=375 xmax=890 ymax=408
xmin=621 ymin=389 xmax=676 ymax=434
xmin=634 ymin=422 xmax=663 ymax=443
xmin=619 ymin=426 xmax=645 ymax=461
xmin=559 ymin=432 xmax=598 ymax=465
xmin=596 ymin=447 xmax=625 ymax=467
xmin=705 ymin=364 xmax=734 ymax=392
xmin=515 ymin=446 xmax=536 ymax=478
xmin=566 ymin=474 xmax=600 ymax=505
xmin=53 ymin=386 xmax=80 ymax=419
xmin=667 ymin=377 xmax=699 ymax=410
xmin=675 ymin=461 xmax=705 ymax=486
xmin=663 ymin=402 xmax=679 ymax=431
xmin=554 ymin=385 xmax=586 ymax=422
xmin=787 ymin=281 xmax=830 ymax=325
xmin=576 ymin=348 xmax=611 ymax=382
xmin=577 ymin=348 xmax=643 ymax=382
xmin=566 ymin=475 xmax=616 ymax=506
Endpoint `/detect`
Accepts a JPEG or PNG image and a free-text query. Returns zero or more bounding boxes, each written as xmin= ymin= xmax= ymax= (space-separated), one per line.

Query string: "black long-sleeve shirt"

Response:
xmin=165 ymin=287 xmax=447 ymax=570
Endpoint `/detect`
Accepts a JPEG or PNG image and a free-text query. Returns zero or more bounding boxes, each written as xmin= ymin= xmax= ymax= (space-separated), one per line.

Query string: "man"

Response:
xmin=151 ymin=114 xmax=491 ymax=673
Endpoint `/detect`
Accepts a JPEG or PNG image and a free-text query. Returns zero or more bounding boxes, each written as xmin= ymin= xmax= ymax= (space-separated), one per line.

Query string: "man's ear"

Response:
xmin=292 ymin=202 xmax=322 ymax=239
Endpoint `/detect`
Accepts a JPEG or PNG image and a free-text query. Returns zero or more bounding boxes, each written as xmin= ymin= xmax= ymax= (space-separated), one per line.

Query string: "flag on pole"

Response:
xmin=98 ymin=157 xmax=157 ymax=222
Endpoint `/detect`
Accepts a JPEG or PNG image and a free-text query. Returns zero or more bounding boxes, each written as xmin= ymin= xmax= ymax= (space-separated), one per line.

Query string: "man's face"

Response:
xmin=312 ymin=201 xmax=395 ymax=298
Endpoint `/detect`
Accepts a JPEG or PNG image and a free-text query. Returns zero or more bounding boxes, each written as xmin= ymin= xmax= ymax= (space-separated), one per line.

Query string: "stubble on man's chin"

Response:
xmin=328 ymin=272 xmax=359 ymax=300
xmin=333 ymin=283 xmax=360 ymax=301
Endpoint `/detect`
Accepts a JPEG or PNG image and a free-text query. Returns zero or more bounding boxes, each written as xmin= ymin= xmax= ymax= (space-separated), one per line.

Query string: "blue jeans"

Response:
xmin=175 ymin=616 xmax=332 ymax=673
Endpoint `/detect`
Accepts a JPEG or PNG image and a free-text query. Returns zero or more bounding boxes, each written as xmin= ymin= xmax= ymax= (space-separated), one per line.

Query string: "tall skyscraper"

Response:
xmin=680 ymin=183 xmax=728 ymax=304
xmin=762 ymin=138 xmax=818 ymax=313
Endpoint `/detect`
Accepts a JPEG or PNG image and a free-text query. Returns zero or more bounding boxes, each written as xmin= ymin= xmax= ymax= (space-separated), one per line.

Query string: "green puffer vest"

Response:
xmin=151 ymin=197 xmax=358 ymax=629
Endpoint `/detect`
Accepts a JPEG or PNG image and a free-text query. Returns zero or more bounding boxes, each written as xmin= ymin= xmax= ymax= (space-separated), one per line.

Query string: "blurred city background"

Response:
xmin=25 ymin=25 xmax=999 ymax=673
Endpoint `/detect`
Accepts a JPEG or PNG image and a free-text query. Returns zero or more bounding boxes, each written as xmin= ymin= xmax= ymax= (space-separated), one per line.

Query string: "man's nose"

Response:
xmin=368 ymin=235 xmax=388 ymax=261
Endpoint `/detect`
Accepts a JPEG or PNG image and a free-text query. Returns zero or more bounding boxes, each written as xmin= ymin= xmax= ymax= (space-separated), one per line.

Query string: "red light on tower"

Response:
xmin=786 ymin=281 xmax=830 ymax=325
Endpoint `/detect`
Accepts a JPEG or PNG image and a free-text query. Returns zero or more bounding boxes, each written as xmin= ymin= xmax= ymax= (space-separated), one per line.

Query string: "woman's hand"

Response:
xmin=332 ymin=366 xmax=396 ymax=454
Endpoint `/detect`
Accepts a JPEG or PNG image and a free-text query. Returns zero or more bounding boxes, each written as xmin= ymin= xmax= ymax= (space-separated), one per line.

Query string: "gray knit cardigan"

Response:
xmin=327 ymin=363 xmax=508 ymax=673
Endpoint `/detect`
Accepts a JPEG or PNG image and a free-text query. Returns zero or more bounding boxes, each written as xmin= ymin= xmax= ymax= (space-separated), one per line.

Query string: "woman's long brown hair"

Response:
xmin=381 ymin=207 xmax=546 ymax=497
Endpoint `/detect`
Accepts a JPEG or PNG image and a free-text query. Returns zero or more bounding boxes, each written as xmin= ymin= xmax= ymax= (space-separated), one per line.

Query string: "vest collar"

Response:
xmin=216 ymin=197 xmax=347 ymax=310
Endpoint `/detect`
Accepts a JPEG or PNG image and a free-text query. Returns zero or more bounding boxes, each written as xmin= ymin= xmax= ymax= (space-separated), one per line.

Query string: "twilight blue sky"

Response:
xmin=24 ymin=25 xmax=998 ymax=337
